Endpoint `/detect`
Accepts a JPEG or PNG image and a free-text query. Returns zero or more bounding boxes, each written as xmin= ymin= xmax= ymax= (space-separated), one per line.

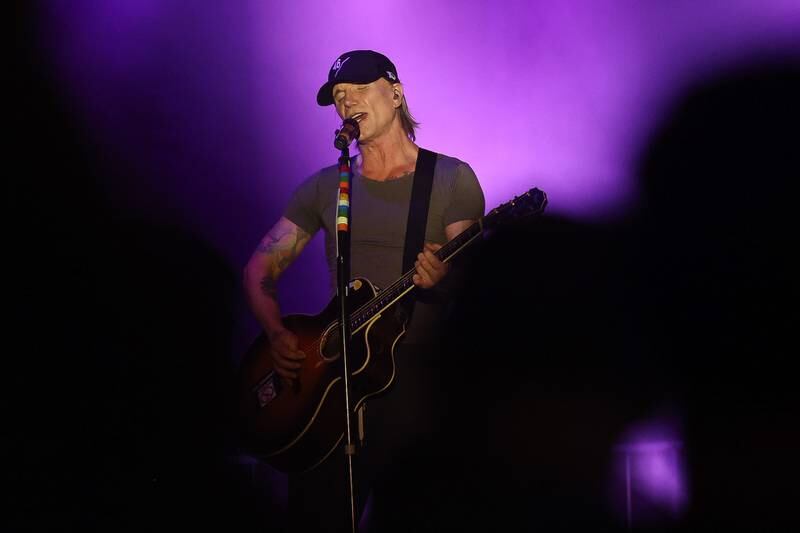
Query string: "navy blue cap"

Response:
xmin=317 ymin=50 xmax=400 ymax=106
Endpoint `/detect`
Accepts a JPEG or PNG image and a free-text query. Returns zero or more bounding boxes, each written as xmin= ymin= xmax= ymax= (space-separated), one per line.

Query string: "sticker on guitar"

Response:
xmin=254 ymin=370 xmax=281 ymax=407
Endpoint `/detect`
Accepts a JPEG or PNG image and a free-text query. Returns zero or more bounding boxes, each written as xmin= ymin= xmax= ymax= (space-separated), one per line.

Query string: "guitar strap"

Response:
xmin=359 ymin=148 xmax=437 ymax=446
xmin=401 ymin=147 xmax=438 ymax=312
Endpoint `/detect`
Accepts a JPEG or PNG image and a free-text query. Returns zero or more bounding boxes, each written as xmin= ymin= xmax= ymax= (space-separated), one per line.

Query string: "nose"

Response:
xmin=342 ymin=87 xmax=361 ymax=108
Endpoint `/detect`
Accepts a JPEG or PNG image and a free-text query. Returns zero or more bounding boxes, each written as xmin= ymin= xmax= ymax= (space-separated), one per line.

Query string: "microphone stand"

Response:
xmin=335 ymin=135 xmax=358 ymax=533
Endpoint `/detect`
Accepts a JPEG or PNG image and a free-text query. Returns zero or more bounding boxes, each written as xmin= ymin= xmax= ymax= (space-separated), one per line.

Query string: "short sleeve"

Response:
xmin=443 ymin=162 xmax=485 ymax=226
xmin=283 ymin=173 xmax=323 ymax=236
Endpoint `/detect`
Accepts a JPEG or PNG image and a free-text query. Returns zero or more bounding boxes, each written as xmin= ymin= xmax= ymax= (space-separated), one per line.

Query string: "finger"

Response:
xmin=414 ymin=260 xmax=435 ymax=287
xmin=274 ymin=355 xmax=302 ymax=371
xmin=414 ymin=276 xmax=432 ymax=289
xmin=285 ymin=359 xmax=303 ymax=369
xmin=414 ymin=258 xmax=426 ymax=278
xmin=417 ymin=252 xmax=433 ymax=269
xmin=418 ymin=252 xmax=444 ymax=276
xmin=424 ymin=242 xmax=442 ymax=252
xmin=274 ymin=337 xmax=306 ymax=357
xmin=423 ymin=250 xmax=445 ymax=271
xmin=276 ymin=366 xmax=298 ymax=380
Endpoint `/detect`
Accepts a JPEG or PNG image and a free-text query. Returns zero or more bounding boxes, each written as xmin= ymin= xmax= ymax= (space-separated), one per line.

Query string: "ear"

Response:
xmin=391 ymin=83 xmax=404 ymax=108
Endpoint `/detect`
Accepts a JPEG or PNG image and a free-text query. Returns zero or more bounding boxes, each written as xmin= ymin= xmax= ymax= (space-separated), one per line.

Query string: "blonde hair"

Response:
xmin=398 ymin=95 xmax=421 ymax=141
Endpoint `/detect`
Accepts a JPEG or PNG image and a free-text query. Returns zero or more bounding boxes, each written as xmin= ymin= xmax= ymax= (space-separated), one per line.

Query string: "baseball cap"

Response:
xmin=316 ymin=50 xmax=400 ymax=106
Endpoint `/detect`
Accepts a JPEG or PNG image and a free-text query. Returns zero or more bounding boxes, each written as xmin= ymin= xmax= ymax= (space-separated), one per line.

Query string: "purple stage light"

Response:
xmin=38 ymin=1 xmax=800 ymax=303
xmin=611 ymin=418 xmax=689 ymax=529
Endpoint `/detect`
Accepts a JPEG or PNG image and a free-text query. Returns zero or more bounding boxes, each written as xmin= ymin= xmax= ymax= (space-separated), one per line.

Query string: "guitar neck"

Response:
xmin=350 ymin=219 xmax=483 ymax=332
xmin=348 ymin=186 xmax=547 ymax=332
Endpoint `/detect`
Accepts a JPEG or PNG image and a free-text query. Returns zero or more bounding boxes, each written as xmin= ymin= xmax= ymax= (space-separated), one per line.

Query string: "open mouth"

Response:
xmin=350 ymin=112 xmax=367 ymax=122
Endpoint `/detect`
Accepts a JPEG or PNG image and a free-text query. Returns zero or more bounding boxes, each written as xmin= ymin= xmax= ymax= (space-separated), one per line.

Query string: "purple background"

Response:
xmin=38 ymin=0 xmax=800 ymax=327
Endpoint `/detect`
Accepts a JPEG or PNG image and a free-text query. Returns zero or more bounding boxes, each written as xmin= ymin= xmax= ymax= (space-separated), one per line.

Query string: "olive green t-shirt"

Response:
xmin=284 ymin=152 xmax=485 ymax=344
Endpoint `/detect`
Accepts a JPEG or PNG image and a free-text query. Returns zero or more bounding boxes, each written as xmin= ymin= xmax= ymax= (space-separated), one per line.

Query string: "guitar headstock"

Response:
xmin=484 ymin=187 xmax=548 ymax=228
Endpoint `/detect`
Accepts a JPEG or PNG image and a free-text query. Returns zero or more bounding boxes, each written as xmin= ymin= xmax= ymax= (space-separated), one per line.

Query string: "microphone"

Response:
xmin=334 ymin=118 xmax=360 ymax=150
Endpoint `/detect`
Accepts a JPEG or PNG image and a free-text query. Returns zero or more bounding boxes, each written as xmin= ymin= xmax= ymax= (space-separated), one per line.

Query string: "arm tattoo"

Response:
xmin=256 ymin=224 xmax=311 ymax=290
xmin=260 ymin=276 xmax=278 ymax=298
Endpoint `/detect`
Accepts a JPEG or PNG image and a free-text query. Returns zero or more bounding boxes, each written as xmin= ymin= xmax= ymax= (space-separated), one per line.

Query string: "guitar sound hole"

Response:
xmin=320 ymin=328 xmax=341 ymax=361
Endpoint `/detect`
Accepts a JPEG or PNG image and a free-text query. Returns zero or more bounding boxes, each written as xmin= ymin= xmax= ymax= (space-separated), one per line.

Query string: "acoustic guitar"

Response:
xmin=237 ymin=187 xmax=547 ymax=472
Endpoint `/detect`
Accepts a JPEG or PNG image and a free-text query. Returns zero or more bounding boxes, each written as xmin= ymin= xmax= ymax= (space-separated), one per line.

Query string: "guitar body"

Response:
xmin=237 ymin=277 xmax=406 ymax=473
xmin=237 ymin=186 xmax=547 ymax=474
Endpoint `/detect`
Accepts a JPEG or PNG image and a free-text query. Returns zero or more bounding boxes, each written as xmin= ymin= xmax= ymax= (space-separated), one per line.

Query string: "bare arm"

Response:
xmin=243 ymin=216 xmax=312 ymax=334
xmin=444 ymin=219 xmax=475 ymax=241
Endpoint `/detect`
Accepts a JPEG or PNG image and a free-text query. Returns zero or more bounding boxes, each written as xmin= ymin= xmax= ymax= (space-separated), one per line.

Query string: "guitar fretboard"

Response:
xmin=350 ymin=220 xmax=484 ymax=331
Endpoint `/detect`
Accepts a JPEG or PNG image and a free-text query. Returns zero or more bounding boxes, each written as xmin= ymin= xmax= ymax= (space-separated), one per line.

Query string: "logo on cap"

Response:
xmin=332 ymin=57 xmax=350 ymax=78
xmin=386 ymin=70 xmax=396 ymax=81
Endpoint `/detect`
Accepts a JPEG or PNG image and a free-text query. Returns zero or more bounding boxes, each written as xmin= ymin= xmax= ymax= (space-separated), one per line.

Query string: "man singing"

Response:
xmin=243 ymin=49 xmax=485 ymax=532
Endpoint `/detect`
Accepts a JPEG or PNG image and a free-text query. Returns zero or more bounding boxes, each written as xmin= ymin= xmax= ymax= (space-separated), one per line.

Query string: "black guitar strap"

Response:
xmin=355 ymin=148 xmax=437 ymax=445
xmin=401 ymin=148 xmax=438 ymax=312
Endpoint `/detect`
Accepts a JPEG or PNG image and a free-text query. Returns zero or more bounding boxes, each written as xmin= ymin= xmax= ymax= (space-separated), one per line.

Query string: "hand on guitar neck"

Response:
xmin=411 ymin=242 xmax=449 ymax=289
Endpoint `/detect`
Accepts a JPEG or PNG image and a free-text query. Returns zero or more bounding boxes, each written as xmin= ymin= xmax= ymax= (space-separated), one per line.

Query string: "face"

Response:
xmin=332 ymin=78 xmax=401 ymax=143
